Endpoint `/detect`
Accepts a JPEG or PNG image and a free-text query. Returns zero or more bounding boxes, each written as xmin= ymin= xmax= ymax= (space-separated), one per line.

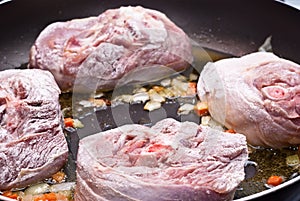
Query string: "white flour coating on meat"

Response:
xmin=75 ymin=118 xmax=248 ymax=201
xmin=198 ymin=52 xmax=300 ymax=148
xmin=29 ymin=6 xmax=193 ymax=92
xmin=0 ymin=69 xmax=68 ymax=190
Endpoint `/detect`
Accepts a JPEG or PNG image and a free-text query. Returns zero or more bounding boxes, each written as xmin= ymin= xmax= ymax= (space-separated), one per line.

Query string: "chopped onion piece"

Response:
xmin=132 ymin=92 xmax=150 ymax=103
xmin=73 ymin=119 xmax=84 ymax=129
xmin=94 ymin=92 xmax=105 ymax=99
xmin=171 ymin=87 xmax=185 ymax=97
xmin=175 ymin=75 xmax=187 ymax=81
xmin=144 ymin=101 xmax=161 ymax=111
xmin=148 ymin=89 xmax=165 ymax=103
xmin=201 ymin=116 xmax=211 ymax=126
xmin=194 ymin=101 xmax=209 ymax=116
xmin=258 ymin=35 xmax=273 ymax=52
xmin=286 ymin=154 xmax=300 ymax=167
xmin=49 ymin=182 xmax=76 ymax=193
xmin=172 ymin=79 xmax=189 ymax=92
xmin=89 ymin=98 xmax=107 ymax=107
xmin=189 ymin=73 xmax=198 ymax=81
xmin=177 ymin=103 xmax=195 ymax=115
xmin=161 ymin=87 xmax=175 ymax=98
xmin=79 ymin=100 xmax=94 ymax=107
xmin=117 ymin=95 xmax=133 ymax=103
xmin=160 ymin=78 xmax=171 ymax=87
xmin=24 ymin=183 xmax=50 ymax=195
xmin=133 ymin=87 xmax=147 ymax=93
xmin=152 ymin=86 xmax=165 ymax=93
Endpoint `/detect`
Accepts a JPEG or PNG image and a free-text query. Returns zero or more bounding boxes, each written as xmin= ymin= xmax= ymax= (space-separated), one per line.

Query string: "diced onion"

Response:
xmin=177 ymin=104 xmax=195 ymax=115
xmin=172 ymin=79 xmax=189 ymax=92
xmin=24 ymin=183 xmax=50 ymax=195
xmin=148 ymin=89 xmax=165 ymax=103
xmin=132 ymin=92 xmax=150 ymax=103
xmin=114 ymin=95 xmax=133 ymax=103
xmin=94 ymin=92 xmax=105 ymax=99
xmin=144 ymin=101 xmax=161 ymax=111
xmin=133 ymin=87 xmax=147 ymax=93
xmin=73 ymin=119 xmax=84 ymax=129
xmin=286 ymin=154 xmax=300 ymax=167
xmin=201 ymin=116 xmax=211 ymax=126
xmin=189 ymin=73 xmax=198 ymax=81
xmin=85 ymin=73 xmax=200 ymax=112
xmin=49 ymin=182 xmax=76 ymax=193
xmin=79 ymin=100 xmax=94 ymax=107
xmin=89 ymin=98 xmax=107 ymax=107
xmin=200 ymin=116 xmax=224 ymax=131
xmin=160 ymin=78 xmax=171 ymax=87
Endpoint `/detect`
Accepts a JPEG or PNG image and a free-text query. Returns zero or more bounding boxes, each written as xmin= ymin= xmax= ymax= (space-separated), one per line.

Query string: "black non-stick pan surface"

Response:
xmin=1 ymin=0 xmax=300 ymax=201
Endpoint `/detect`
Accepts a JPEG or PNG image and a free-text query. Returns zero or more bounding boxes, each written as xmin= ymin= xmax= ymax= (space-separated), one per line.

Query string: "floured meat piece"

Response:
xmin=0 ymin=69 xmax=68 ymax=190
xmin=29 ymin=6 xmax=193 ymax=92
xmin=75 ymin=118 xmax=248 ymax=201
xmin=198 ymin=52 xmax=300 ymax=148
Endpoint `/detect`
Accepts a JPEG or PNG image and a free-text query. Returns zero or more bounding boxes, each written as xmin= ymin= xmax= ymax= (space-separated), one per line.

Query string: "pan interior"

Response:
xmin=0 ymin=0 xmax=300 ymax=200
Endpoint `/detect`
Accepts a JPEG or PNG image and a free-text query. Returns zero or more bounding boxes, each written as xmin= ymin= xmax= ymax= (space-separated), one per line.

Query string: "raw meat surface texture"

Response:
xmin=75 ymin=118 xmax=248 ymax=201
xmin=0 ymin=69 xmax=68 ymax=190
xmin=198 ymin=52 xmax=300 ymax=148
xmin=29 ymin=6 xmax=193 ymax=92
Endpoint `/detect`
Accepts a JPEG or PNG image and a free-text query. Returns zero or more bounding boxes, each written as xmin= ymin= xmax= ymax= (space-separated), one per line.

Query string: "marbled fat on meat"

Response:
xmin=29 ymin=6 xmax=193 ymax=92
xmin=75 ymin=118 xmax=248 ymax=201
xmin=0 ymin=69 xmax=68 ymax=190
xmin=198 ymin=52 xmax=300 ymax=148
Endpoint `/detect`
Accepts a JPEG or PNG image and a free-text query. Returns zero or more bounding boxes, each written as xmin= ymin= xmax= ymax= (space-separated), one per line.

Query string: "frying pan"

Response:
xmin=1 ymin=0 xmax=300 ymax=201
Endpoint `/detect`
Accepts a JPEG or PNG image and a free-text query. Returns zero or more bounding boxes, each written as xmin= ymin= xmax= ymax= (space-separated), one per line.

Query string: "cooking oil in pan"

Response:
xmin=234 ymin=146 xmax=300 ymax=199
xmin=191 ymin=45 xmax=232 ymax=73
